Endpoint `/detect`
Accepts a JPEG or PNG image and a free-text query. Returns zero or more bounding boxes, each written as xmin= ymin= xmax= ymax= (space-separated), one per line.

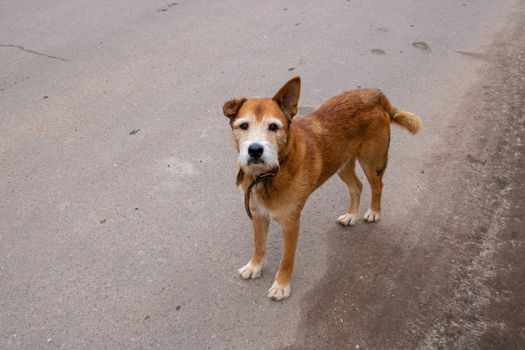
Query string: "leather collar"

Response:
xmin=242 ymin=171 xmax=276 ymax=220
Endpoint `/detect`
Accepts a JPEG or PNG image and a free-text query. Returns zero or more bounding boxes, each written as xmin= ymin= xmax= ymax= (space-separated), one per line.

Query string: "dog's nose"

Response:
xmin=248 ymin=143 xmax=264 ymax=158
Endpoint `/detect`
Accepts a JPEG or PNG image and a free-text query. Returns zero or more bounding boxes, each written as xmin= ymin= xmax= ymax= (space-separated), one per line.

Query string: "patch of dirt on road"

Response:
xmin=284 ymin=5 xmax=525 ymax=350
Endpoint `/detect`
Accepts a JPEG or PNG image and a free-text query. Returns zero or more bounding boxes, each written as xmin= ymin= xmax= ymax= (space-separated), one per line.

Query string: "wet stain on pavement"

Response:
xmin=412 ymin=41 xmax=431 ymax=52
xmin=371 ymin=49 xmax=386 ymax=55
xmin=285 ymin=9 xmax=525 ymax=348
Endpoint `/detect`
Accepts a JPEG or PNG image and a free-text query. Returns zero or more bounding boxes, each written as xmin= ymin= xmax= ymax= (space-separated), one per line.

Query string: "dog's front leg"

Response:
xmin=268 ymin=217 xmax=300 ymax=301
xmin=238 ymin=214 xmax=269 ymax=279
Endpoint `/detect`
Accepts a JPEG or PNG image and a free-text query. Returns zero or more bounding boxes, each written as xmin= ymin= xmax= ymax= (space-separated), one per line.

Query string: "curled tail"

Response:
xmin=379 ymin=93 xmax=422 ymax=134
xmin=390 ymin=107 xmax=422 ymax=134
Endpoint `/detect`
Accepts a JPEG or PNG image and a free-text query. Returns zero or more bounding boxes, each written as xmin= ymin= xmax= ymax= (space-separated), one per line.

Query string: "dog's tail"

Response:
xmin=390 ymin=107 xmax=422 ymax=134
xmin=381 ymin=94 xmax=422 ymax=134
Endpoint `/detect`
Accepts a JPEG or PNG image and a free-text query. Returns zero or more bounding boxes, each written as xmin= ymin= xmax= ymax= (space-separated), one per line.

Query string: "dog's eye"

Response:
xmin=239 ymin=123 xmax=249 ymax=130
xmin=268 ymin=123 xmax=279 ymax=132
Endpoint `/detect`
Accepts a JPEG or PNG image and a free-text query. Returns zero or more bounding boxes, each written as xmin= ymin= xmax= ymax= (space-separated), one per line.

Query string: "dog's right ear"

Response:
xmin=223 ymin=97 xmax=247 ymax=120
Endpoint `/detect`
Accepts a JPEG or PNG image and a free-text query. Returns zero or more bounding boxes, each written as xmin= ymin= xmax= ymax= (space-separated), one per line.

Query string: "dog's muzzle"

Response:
xmin=247 ymin=143 xmax=264 ymax=164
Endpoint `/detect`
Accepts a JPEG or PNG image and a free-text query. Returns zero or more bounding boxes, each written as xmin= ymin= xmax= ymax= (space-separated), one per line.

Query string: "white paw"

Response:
xmin=267 ymin=281 xmax=291 ymax=301
xmin=364 ymin=209 xmax=380 ymax=222
xmin=238 ymin=261 xmax=264 ymax=280
xmin=337 ymin=213 xmax=358 ymax=226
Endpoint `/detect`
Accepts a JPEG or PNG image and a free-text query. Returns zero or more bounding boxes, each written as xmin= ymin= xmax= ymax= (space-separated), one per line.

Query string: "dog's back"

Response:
xmin=303 ymin=89 xmax=420 ymax=135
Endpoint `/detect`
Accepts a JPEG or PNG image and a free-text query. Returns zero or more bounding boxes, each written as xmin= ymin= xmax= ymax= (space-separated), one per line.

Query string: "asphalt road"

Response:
xmin=1 ymin=0 xmax=524 ymax=349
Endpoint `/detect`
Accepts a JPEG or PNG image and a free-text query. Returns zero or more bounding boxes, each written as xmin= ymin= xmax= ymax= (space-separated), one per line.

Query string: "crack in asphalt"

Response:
xmin=0 ymin=44 xmax=69 ymax=62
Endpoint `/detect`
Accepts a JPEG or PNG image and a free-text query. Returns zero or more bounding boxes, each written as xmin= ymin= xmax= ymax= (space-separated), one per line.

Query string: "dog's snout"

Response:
xmin=248 ymin=143 xmax=264 ymax=158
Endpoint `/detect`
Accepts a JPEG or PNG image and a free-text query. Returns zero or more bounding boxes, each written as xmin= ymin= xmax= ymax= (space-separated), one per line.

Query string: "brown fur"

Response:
xmin=223 ymin=77 xmax=422 ymax=300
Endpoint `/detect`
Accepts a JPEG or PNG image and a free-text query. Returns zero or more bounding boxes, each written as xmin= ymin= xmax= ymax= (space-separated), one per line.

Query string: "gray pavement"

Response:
xmin=1 ymin=0 xmax=524 ymax=349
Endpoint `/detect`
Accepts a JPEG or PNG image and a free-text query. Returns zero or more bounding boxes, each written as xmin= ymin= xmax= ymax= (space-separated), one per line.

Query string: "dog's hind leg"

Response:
xmin=361 ymin=163 xmax=383 ymax=222
xmin=356 ymin=119 xmax=390 ymax=222
xmin=336 ymin=158 xmax=362 ymax=226
xmin=359 ymin=145 xmax=388 ymax=223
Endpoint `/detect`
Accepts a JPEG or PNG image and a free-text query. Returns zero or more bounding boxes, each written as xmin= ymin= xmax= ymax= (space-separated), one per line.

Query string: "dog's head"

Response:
xmin=223 ymin=77 xmax=301 ymax=176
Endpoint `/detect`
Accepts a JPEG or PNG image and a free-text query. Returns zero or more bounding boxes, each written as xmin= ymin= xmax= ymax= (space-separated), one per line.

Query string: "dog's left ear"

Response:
xmin=223 ymin=97 xmax=247 ymax=120
xmin=273 ymin=76 xmax=301 ymax=122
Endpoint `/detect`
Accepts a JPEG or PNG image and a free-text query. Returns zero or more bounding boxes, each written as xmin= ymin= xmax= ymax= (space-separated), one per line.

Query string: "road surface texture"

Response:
xmin=1 ymin=0 xmax=524 ymax=349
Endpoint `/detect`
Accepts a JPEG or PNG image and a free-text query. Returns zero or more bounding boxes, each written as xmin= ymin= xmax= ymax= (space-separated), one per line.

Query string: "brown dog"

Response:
xmin=223 ymin=77 xmax=421 ymax=301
